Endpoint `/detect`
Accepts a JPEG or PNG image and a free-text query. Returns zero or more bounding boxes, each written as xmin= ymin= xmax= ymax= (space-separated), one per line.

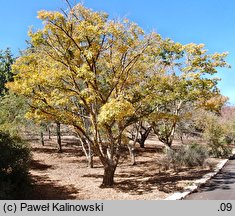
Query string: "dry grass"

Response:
xmin=27 ymin=135 xmax=222 ymax=200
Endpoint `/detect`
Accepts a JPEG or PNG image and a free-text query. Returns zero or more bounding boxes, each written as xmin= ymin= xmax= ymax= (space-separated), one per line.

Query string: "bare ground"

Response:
xmin=26 ymin=136 xmax=222 ymax=200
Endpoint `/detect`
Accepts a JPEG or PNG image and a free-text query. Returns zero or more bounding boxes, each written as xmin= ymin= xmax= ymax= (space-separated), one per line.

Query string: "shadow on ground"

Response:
xmin=27 ymin=174 xmax=79 ymax=199
xmin=31 ymin=146 xmax=84 ymax=157
xmin=25 ymin=159 xmax=80 ymax=199
xmin=192 ymin=156 xmax=235 ymax=194
xmin=28 ymin=139 xmax=219 ymax=199
xmin=30 ymin=159 xmax=54 ymax=171
xmin=116 ymin=168 xmax=210 ymax=195
xmin=83 ymin=165 xmax=210 ymax=195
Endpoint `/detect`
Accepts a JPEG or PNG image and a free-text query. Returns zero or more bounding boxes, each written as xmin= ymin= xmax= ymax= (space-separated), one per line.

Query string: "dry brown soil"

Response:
xmin=27 ymin=136 xmax=222 ymax=200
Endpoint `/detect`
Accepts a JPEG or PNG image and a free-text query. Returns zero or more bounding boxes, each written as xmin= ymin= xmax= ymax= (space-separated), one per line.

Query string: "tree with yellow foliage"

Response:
xmin=149 ymin=40 xmax=229 ymax=148
xmin=7 ymin=4 xmax=229 ymax=187
xmin=7 ymin=4 xmax=164 ymax=186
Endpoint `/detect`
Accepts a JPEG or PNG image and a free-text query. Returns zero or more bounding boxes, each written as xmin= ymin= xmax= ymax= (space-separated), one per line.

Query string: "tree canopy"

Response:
xmin=7 ymin=4 xmax=229 ymax=187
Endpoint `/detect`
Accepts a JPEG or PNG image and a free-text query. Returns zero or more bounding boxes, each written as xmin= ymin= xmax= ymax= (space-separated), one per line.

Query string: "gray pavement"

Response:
xmin=185 ymin=155 xmax=235 ymax=200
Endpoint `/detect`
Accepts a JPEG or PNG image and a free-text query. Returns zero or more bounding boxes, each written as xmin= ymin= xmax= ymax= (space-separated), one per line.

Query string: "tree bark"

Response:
xmin=139 ymin=139 xmax=145 ymax=148
xmin=80 ymin=136 xmax=94 ymax=168
xmin=128 ymin=144 xmax=136 ymax=165
xmin=56 ymin=122 xmax=62 ymax=153
xmin=138 ymin=127 xmax=151 ymax=148
xmin=87 ymin=153 xmax=93 ymax=168
xmin=164 ymin=144 xmax=171 ymax=152
xmin=87 ymin=140 xmax=93 ymax=168
xmin=48 ymin=127 xmax=51 ymax=140
xmin=40 ymin=131 xmax=44 ymax=146
xmin=101 ymin=165 xmax=116 ymax=187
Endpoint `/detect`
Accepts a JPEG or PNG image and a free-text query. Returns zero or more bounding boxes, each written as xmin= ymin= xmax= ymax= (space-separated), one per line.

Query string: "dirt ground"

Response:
xmin=27 ymin=136 xmax=222 ymax=200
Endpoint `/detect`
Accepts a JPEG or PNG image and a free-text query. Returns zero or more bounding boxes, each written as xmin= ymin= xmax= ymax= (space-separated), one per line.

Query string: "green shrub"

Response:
xmin=201 ymin=113 xmax=232 ymax=158
xmin=208 ymin=137 xmax=232 ymax=158
xmin=183 ymin=143 xmax=209 ymax=167
xmin=161 ymin=143 xmax=208 ymax=171
xmin=0 ymin=131 xmax=31 ymax=199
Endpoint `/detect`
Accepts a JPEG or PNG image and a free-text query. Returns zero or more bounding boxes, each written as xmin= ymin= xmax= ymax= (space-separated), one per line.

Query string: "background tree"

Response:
xmin=0 ymin=94 xmax=28 ymax=135
xmin=127 ymin=121 xmax=152 ymax=148
xmin=196 ymin=109 xmax=232 ymax=158
xmin=221 ymin=106 xmax=235 ymax=143
xmin=0 ymin=48 xmax=14 ymax=96
xmin=149 ymin=41 xmax=229 ymax=148
xmin=56 ymin=122 xmax=62 ymax=153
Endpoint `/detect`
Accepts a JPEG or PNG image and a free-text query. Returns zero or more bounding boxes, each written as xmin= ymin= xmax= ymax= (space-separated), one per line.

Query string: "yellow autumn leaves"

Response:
xmin=6 ymin=3 xmax=229 ymax=136
xmin=98 ymin=98 xmax=135 ymax=124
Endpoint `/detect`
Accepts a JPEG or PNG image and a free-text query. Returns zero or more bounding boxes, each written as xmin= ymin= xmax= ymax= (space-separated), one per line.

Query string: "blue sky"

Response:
xmin=0 ymin=0 xmax=234 ymax=104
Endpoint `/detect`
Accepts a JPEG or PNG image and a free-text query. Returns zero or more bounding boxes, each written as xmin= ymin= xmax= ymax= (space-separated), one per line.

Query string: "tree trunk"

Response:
xmin=138 ymin=126 xmax=151 ymax=148
xmin=139 ymin=139 xmax=145 ymax=148
xmin=166 ymin=139 xmax=173 ymax=148
xmin=40 ymin=131 xmax=44 ymax=146
xmin=128 ymin=144 xmax=136 ymax=165
xmin=80 ymin=136 xmax=94 ymax=168
xmin=56 ymin=122 xmax=62 ymax=153
xmin=87 ymin=141 xmax=93 ymax=168
xmin=101 ymin=165 xmax=116 ymax=187
xmin=164 ymin=144 xmax=171 ymax=152
xmin=167 ymin=121 xmax=177 ymax=148
xmin=88 ymin=154 xmax=93 ymax=168
xmin=48 ymin=127 xmax=51 ymax=140
xmin=180 ymin=135 xmax=184 ymax=144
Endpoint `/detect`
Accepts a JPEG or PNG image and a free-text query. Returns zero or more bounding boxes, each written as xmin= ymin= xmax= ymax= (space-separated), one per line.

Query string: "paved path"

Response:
xmin=185 ymin=155 xmax=235 ymax=200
